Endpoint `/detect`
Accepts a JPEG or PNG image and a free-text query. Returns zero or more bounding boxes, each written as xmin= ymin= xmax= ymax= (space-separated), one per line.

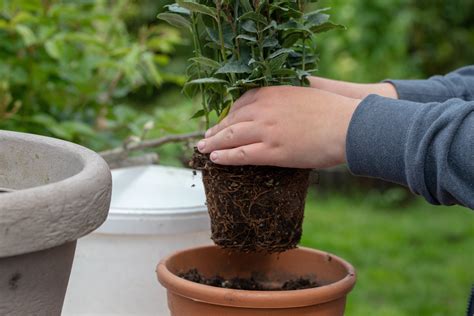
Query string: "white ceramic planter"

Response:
xmin=0 ymin=131 xmax=112 ymax=316
xmin=63 ymin=165 xmax=212 ymax=316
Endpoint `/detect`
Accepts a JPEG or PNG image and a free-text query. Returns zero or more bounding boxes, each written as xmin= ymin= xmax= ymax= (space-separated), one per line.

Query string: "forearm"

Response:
xmin=309 ymin=76 xmax=398 ymax=99
xmin=347 ymin=95 xmax=474 ymax=209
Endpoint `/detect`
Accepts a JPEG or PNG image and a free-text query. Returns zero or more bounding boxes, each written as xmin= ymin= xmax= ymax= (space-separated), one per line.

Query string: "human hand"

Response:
xmin=197 ymin=86 xmax=360 ymax=169
xmin=309 ymin=76 xmax=398 ymax=100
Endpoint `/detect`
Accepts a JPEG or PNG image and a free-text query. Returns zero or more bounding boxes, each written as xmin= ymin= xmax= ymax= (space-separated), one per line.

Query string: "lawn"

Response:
xmin=301 ymin=190 xmax=474 ymax=316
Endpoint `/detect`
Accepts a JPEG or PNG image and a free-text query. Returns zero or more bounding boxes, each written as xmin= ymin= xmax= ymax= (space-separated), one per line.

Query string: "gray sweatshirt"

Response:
xmin=346 ymin=66 xmax=474 ymax=209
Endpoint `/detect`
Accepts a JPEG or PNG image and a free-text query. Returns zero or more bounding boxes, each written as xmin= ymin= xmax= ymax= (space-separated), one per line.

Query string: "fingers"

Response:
xmin=204 ymin=89 xmax=260 ymax=138
xmin=205 ymin=105 xmax=256 ymax=138
xmin=231 ymin=88 xmax=259 ymax=113
xmin=198 ymin=122 xmax=261 ymax=154
xmin=209 ymin=142 xmax=272 ymax=166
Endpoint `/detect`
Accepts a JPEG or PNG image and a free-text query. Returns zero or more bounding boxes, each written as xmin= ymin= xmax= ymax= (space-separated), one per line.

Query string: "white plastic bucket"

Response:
xmin=63 ymin=166 xmax=211 ymax=316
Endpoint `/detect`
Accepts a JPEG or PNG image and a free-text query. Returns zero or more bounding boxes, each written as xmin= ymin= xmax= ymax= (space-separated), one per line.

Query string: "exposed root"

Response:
xmin=191 ymin=149 xmax=311 ymax=253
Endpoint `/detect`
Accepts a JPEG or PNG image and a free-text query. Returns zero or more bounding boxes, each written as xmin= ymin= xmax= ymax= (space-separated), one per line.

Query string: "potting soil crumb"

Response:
xmin=178 ymin=269 xmax=319 ymax=291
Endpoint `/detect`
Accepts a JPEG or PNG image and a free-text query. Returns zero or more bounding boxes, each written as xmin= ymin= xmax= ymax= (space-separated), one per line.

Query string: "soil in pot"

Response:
xmin=179 ymin=268 xmax=319 ymax=291
xmin=191 ymin=150 xmax=311 ymax=253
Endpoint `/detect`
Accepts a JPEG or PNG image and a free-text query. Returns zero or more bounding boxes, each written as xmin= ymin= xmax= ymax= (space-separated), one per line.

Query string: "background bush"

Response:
xmin=0 ymin=0 xmax=187 ymax=151
xmin=317 ymin=0 xmax=474 ymax=82
xmin=1 ymin=0 xmax=473 ymax=157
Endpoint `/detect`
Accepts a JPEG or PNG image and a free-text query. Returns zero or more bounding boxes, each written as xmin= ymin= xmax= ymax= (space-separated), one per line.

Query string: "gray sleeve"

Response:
xmin=385 ymin=65 xmax=474 ymax=103
xmin=346 ymin=94 xmax=474 ymax=209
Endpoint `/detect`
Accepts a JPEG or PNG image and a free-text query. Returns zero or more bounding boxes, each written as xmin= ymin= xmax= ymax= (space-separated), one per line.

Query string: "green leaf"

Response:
xmin=61 ymin=121 xmax=95 ymax=137
xmin=217 ymin=103 xmax=231 ymax=122
xmin=44 ymin=39 xmax=61 ymax=59
xmin=307 ymin=14 xmax=330 ymax=27
xmin=268 ymin=53 xmax=289 ymax=71
xmin=49 ymin=125 xmax=74 ymax=140
xmin=304 ymin=10 xmax=331 ymax=24
xmin=142 ymin=52 xmax=163 ymax=86
xmin=185 ymin=77 xmax=228 ymax=85
xmin=282 ymin=32 xmax=301 ymax=47
xmin=263 ymin=37 xmax=278 ymax=48
xmin=272 ymin=69 xmax=298 ymax=77
xmin=15 ymin=25 xmax=36 ymax=46
xmin=236 ymin=34 xmax=257 ymax=43
xmin=239 ymin=0 xmax=253 ymax=13
xmin=239 ymin=12 xmax=268 ymax=25
xmin=296 ymin=69 xmax=311 ymax=80
xmin=165 ymin=4 xmax=190 ymax=15
xmin=241 ymin=20 xmax=257 ymax=33
xmin=277 ymin=19 xmax=301 ymax=31
xmin=30 ymin=114 xmax=57 ymax=127
xmin=11 ymin=11 xmax=36 ymax=25
xmin=263 ymin=20 xmax=278 ymax=32
xmin=190 ymin=56 xmax=221 ymax=70
xmin=176 ymin=1 xmax=218 ymax=20
xmin=206 ymin=27 xmax=234 ymax=49
xmin=310 ymin=22 xmax=345 ymax=34
xmin=190 ymin=109 xmax=206 ymax=119
xmin=157 ymin=13 xmax=191 ymax=30
xmin=268 ymin=48 xmax=294 ymax=59
xmin=216 ymin=61 xmax=251 ymax=74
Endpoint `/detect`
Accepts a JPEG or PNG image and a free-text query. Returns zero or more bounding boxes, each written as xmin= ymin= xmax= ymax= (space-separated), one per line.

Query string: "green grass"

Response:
xmin=301 ymin=190 xmax=474 ymax=316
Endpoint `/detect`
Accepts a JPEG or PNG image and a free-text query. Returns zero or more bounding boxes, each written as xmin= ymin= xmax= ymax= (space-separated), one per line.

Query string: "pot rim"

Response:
xmin=0 ymin=131 xmax=112 ymax=257
xmin=157 ymin=245 xmax=356 ymax=309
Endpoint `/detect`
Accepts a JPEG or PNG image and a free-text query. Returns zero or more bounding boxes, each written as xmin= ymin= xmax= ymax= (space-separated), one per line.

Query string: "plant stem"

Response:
xmin=215 ymin=1 xmax=227 ymax=63
xmin=234 ymin=1 xmax=241 ymax=61
xmin=216 ymin=1 xmax=236 ymax=88
xmin=302 ymin=36 xmax=306 ymax=71
xmin=297 ymin=0 xmax=304 ymax=12
xmin=190 ymin=13 xmax=210 ymax=128
xmin=191 ymin=16 xmax=201 ymax=56
xmin=256 ymin=22 xmax=268 ymax=86
xmin=203 ymin=93 xmax=209 ymax=129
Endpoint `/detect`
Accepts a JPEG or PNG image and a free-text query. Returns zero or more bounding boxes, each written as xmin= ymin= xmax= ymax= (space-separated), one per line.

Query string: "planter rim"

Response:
xmin=157 ymin=245 xmax=356 ymax=309
xmin=96 ymin=165 xmax=209 ymax=235
xmin=0 ymin=131 xmax=112 ymax=257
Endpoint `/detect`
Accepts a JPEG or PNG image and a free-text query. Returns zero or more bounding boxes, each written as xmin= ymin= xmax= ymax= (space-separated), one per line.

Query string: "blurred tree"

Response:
xmin=316 ymin=0 xmax=474 ymax=82
xmin=316 ymin=0 xmax=418 ymax=82
xmin=409 ymin=0 xmax=474 ymax=76
xmin=123 ymin=0 xmax=174 ymax=33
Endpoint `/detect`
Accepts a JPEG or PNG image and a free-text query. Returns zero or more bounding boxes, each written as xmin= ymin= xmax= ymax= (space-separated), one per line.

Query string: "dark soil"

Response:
xmin=191 ymin=150 xmax=311 ymax=253
xmin=179 ymin=269 xmax=319 ymax=291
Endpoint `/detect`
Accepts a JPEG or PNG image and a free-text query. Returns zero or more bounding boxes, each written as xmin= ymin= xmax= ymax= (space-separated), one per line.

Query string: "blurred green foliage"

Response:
xmin=0 ymin=0 xmax=473 ymax=157
xmin=409 ymin=0 xmax=474 ymax=76
xmin=316 ymin=0 xmax=474 ymax=82
xmin=0 ymin=0 xmax=184 ymax=150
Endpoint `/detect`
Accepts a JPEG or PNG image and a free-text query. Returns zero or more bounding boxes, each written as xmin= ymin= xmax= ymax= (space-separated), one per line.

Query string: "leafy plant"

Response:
xmin=159 ymin=0 xmax=342 ymax=128
xmin=0 ymin=0 xmax=184 ymax=149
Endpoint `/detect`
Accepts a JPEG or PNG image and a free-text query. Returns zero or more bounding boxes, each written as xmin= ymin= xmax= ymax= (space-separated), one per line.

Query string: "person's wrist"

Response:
xmin=333 ymin=97 xmax=360 ymax=166
xmin=374 ymin=83 xmax=398 ymax=99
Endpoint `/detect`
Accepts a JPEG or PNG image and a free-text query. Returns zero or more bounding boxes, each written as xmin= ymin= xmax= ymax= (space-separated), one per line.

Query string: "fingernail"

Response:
xmin=210 ymin=151 xmax=219 ymax=162
xmin=197 ymin=140 xmax=206 ymax=151
xmin=205 ymin=129 xmax=212 ymax=138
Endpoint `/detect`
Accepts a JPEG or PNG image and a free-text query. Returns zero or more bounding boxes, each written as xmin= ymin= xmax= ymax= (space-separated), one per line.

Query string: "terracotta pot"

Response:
xmin=157 ymin=245 xmax=356 ymax=315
